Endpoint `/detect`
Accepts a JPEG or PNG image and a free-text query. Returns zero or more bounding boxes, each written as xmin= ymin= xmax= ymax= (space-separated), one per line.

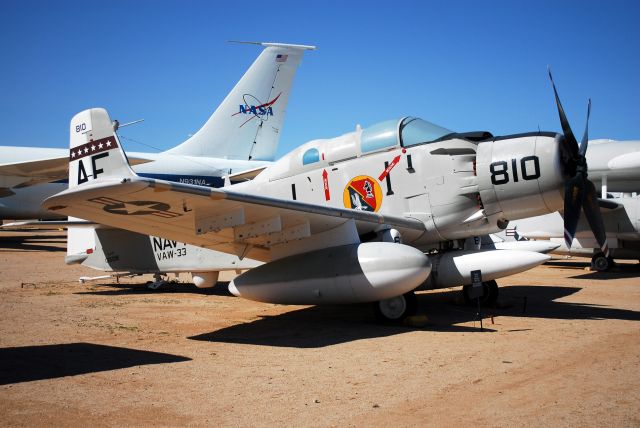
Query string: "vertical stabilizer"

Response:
xmin=69 ymin=108 xmax=134 ymax=188
xmin=165 ymin=42 xmax=315 ymax=161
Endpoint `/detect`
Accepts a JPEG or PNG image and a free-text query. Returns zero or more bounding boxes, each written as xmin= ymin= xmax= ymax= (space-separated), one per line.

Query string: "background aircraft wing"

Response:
xmin=0 ymin=152 xmax=155 ymax=187
xmin=0 ymin=155 xmax=70 ymax=180
xmin=44 ymin=177 xmax=426 ymax=262
xmin=0 ymin=219 xmax=98 ymax=230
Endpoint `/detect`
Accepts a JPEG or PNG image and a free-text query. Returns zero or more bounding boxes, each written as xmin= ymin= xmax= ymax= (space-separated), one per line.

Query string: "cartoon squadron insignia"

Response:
xmin=343 ymin=175 xmax=383 ymax=212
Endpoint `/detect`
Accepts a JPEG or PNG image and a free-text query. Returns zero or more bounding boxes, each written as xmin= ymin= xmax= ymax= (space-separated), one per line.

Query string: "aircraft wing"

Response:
xmin=0 ymin=219 xmax=98 ymax=230
xmin=44 ymin=176 xmax=426 ymax=262
xmin=0 ymin=155 xmax=70 ymax=179
xmin=0 ymin=151 xmax=154 ymax=187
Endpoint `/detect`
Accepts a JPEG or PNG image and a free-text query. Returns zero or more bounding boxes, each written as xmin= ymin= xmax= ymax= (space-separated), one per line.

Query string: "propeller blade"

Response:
xmin=582 ymin=179 xmax=610 ymax=258
xmin=579 ymin=99 xmax=591 ymax=157
xmin=563 ymin=175 xmax=586 ymax=249
xmin=548 ymin=68 xmax=579 ymax=157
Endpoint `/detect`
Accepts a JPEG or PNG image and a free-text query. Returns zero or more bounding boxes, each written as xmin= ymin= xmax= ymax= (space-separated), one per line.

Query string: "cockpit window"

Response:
xmin=302 ymin=148 xmax=320 ymax=165
xmin=360 ymin=119 xmax=399 ymax=153
xmin=400 ymin=117 xmax=454 ymax=147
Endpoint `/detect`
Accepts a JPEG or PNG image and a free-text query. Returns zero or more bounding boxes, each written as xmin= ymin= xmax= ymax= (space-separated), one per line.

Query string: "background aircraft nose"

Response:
xmin=228 ymin=281 xmax=240 ymax=297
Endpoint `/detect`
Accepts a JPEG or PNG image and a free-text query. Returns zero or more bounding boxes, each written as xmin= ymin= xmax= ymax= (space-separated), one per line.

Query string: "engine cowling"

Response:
xmin=476 ymin=133 xmax=564 ymax=222
xmin=228 ymin=242 xmax=431 ymax=304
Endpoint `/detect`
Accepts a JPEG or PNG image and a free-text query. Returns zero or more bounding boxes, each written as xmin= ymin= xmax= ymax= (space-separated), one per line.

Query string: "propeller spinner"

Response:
xmin=548 ymin=69 xmax=610 ymax=261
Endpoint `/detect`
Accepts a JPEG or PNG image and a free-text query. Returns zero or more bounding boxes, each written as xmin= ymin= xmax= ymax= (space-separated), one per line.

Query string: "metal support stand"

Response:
xmin=470 ymin=269 xmax=483 ymax=331
xmin=476 ymin=296 xmax=483 ymax=331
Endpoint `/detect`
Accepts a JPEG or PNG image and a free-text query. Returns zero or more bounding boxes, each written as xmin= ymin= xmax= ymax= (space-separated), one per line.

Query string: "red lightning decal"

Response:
xmin=378 ymin=155 xmax=401 ymax=181
xmin=322 ymin=169 xmax=330 ymax=200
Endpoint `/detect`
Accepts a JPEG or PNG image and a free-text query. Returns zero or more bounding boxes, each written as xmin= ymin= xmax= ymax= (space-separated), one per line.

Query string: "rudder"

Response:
xmin=69 ymin=108 xmax=134 ymax=188
xmin=165 ymin=42 xmax=315 ymax=161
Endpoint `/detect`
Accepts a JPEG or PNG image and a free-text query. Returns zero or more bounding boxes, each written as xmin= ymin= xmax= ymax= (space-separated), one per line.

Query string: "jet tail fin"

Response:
xmin=165 ymin=42 xmax=315 ymax=161
xmin=69 ymin=108 xmax=135 ymax=188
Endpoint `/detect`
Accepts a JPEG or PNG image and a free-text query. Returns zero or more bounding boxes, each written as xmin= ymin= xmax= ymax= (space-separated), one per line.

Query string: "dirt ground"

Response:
xmin=0 ymin=230 xmax=639 ymax=427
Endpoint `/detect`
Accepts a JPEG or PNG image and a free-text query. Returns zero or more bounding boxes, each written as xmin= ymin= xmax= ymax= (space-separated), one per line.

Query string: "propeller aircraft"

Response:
xmin=42 ymin=73 xmax=611 ymax=322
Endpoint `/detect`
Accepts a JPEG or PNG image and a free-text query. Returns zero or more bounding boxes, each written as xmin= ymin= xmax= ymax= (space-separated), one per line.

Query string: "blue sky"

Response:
xmin=1 ymin=0 xmax=639 ymax=158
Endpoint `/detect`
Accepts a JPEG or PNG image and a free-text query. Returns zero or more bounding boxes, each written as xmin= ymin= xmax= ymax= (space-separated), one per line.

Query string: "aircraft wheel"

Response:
xmin=463 ymin=280 xmax=499 ymax=307
xmin=375 ymin=291 xmax=417 ymax=323
xmin=591 ymin=253 xmax=610 ymax=271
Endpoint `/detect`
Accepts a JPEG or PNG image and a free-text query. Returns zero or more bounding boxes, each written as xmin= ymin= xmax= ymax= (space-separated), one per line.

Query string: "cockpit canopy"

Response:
xmin=309 ymin=117 xmax=454 ymax=164
xmin=261 ymin=117 xmax=457 ymax=181
xmin=353 ymin=117 xmax=456 ymax=154
xmin=398 ymin=117 xmax=455 ymax=147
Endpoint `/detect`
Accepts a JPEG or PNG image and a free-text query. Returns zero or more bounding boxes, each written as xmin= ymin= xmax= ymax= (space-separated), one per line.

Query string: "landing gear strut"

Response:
xmin=463 ymin=280 xmax=499 ymax=307
xmin=374 ymin=291 xmax=417 ymax=323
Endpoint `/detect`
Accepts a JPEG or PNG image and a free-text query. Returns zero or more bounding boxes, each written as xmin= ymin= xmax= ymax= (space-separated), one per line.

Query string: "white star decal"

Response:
xmin=98 ymin=142 xmax=103 ymax=149
xmin=71 ymin=152 xmax=75 ymax=158
xmin=76 ymin=150 xmax=82 ymax=157
xmin=84 ymin=147 xmax=89 ymax=154
xmin=114 ymin=202 xmax=159 ymax=215
xmin=106 ymin=140 xmax=112 ymax=147
xmin=91 ymin=145 xmax=96 ymax=151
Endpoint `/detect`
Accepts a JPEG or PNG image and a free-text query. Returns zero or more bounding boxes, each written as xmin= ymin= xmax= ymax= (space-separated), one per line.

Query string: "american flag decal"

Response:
xmin=276 ymin=54 xmax=288 ymax=63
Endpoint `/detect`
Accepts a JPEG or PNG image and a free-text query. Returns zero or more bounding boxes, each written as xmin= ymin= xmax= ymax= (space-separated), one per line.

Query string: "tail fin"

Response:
xmin=69 ymin=108 xmax=134 ymax=188
xmin=165 ymin=42 xmax=315 ymax=161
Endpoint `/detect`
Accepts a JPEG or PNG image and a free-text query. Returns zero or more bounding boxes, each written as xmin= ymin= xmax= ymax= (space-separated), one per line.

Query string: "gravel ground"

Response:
xmin=1 ymin=230 xmax=639 ymax=427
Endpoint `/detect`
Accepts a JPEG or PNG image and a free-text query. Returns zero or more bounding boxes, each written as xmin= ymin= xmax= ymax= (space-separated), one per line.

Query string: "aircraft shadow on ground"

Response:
xmin=0 ymin=234 xmax=66 ymax=252
xmin=189 ymin=304 xmax=486 ymax=349
xmin=0 ymin=342 xmax=190 ymax=385
xmin=570 ymin=265 xmax=640 ymax=280
xmin=546 ymin=259 xmax=640 ymax=280
xmin=76 ymin=281 xmax=235 ymax=297
xmin=545 ymin=260 xmax=592 ymax=269
xmin=189 ymin=285 xmax=640 ymax=349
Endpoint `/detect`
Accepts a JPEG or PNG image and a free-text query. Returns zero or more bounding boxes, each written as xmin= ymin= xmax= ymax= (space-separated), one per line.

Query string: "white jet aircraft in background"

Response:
xmin=500 ymin=195 xmax=640 ymax=271
xmin=0 ymin=42 xmax=314 ymax=220
xmin=43 ymin=73 xmax=611 ymax=322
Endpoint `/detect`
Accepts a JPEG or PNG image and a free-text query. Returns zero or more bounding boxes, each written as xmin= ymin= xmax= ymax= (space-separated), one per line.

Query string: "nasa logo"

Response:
xmin=343 ymin=175 xmax=383 ymax=212
xmin=233 ymin=92 xmax=282 ymax=128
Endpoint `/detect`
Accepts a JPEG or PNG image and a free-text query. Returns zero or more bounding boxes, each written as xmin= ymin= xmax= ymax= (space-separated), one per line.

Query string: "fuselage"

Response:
xmin=231 ymin=117 xmax=566 ymax=249
xmin=586 ymin=139 xmax=640 ymax=193
xmin=505 ymin=197 xmax=640 ymax=244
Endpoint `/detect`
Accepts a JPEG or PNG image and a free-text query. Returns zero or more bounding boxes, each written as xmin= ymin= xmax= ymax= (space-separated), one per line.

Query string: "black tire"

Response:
xmin=463 ymin=280 xmax=499 ymax=307
xmin=374 ymin=291 xmax=418 ymax=323
xmin=591 ymin=253 xmax=610 ymax=271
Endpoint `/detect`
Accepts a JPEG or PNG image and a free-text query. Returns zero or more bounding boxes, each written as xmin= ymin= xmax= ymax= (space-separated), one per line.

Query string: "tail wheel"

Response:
xmin=375 ymin=291 xmax=417 ymax=323
xmin=463 ymin=280 xmax=499 ymax=307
